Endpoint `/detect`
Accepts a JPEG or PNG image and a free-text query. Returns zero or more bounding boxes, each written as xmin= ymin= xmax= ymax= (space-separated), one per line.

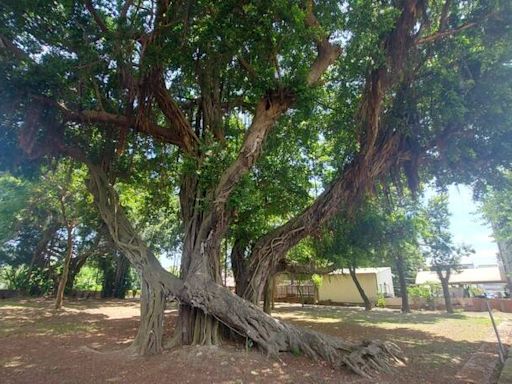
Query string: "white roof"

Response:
xmin=415 ymin=266 xmax=506 ymax=284
xmin=329 ymin=267 xmax=391 ymax=275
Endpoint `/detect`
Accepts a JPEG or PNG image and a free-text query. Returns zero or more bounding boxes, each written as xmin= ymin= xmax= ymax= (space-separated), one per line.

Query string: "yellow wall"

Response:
xmin=318 ymin=273 xmax=378 ymax=303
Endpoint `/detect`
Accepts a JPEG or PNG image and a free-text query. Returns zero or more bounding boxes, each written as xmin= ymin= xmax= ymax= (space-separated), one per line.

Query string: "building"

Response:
xmin=415 ymin=265 xmax=507 ymax=297
xmin=317 ymin=267 xmax=394 ymax=304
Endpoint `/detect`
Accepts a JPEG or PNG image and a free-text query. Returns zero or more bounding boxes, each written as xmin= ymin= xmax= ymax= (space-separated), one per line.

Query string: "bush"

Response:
xmin=0 ymin=265 xmax=54 ymax=295
xmin=74 ymin=265 xmax=103 ymax=291
xmin=408 ymin=282 xmax=442 ymax=309
xmin=376 ymin=293 xmax=386 ymax=308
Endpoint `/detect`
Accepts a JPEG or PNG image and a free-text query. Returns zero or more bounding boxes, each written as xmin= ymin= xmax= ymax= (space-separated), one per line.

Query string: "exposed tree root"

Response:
xmin=342 ymin=340 xmax=405 ymax=378
xmin=180 ymin=278 xmax=406 ymax=378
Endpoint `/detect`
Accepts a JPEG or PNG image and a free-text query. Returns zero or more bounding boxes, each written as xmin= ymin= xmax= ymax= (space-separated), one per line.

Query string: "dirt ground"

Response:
xmin=1 ymin=298 xmax=510 ymax=384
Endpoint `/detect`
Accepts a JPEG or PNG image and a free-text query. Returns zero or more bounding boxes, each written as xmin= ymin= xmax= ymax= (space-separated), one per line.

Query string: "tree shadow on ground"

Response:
xmin=0 ymin=298 xmax=505 ymax=384
xmin=273 ymin=303 xmax=470 ymax=325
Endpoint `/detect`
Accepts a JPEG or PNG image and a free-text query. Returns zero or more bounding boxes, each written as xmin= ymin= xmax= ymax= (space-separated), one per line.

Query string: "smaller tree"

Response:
xmin=480 ymin=173 xmax=512 ymax=292
xmin=380 ymin=190 xmax=424 ymax=313
xmin=318 ymin=203 xmax=386 ymax=311
xmin=422 ymin=194 xmax=473 ymax=313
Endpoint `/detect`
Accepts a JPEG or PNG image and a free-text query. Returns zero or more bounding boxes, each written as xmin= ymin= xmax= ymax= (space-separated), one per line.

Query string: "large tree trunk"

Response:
xmin=113 ymin=253 xmax=130 ymax=299
xmin=55 ymin=223 xmax=73 ymax=309
xmin=172 ymin=172 xmax=223 ymax=347
xmin=348 ymin=266 xmax=372 ymax=311
xmin=230 ymin=238 xmax=249 ymax=297
xmin=130 ymin=277 xmax=167 ymax=354
xmin=85 ymin=164 xmax=405 ymax=376
xmin=86 ymin=164 xmax=179 ymax=354
xmin=395 ymin=253 xmax=410 ymax=313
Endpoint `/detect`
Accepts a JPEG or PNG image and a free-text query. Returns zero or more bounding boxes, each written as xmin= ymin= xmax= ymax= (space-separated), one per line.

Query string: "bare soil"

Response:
xmin=1 ymin=298 xmax=510 ymax=384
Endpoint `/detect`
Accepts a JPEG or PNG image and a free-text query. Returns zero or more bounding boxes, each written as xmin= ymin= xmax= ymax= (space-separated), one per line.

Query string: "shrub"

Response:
xmin=376 ymin=293 xmax=386 ymax=308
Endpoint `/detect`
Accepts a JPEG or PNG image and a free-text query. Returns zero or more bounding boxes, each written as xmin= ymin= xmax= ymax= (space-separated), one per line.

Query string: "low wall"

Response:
xmin=0 ymin=289 xmax=19 ymax=299
xmin=385 ymin=297 xmax=512 ymax=312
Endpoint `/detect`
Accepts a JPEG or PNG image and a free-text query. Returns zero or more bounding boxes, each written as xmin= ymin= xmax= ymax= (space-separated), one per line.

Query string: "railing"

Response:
xmin=274 ymin=284 xmax=315 ymax=299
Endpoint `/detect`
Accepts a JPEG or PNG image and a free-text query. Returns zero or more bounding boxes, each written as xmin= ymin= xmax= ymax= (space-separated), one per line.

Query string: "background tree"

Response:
xmin=480 ymin=172 xmax=512 ymax=291
xmin=318 ymin=201 xmax=386 ymax=311
xmin=379 ymin=188 xmax=424 ymax=313
xmin=422 ymin=194 xmax=474 ymax=313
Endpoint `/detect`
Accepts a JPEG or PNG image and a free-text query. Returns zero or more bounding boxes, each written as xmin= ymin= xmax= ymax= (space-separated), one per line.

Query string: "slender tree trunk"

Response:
xmin=437 ymin=270 xmax=454 ymax=313
xmin=348 ymin=266 xmax=372 ymax=311
xmin=55 ymin=224 xmax=73 ymax=309
xmin=395 ymin=253 xmax=410 ymax=313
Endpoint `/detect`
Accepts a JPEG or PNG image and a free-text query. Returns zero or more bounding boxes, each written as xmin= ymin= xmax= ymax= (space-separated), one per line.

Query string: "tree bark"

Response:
xmin=263 ymin=274 xmax=274 ymax=314
xmin=55 ymin=195 xmax=74 ymax=310
xmin=130 ymin=277 xmax=166 ymax=354
xmin=86 ymin=164 xmax=181 ymax=354
xmin=437 ymin=270 xmax=454 ymax=314
xmin=348 ymin=266 xmax=373 ymax=311
xmin=230 ymin=238 xmax=249 ymax=297
xmin=113 ymin=253 xmax=130 ymax=299
xmin=395 ymin=253 xmax=411 ymax=313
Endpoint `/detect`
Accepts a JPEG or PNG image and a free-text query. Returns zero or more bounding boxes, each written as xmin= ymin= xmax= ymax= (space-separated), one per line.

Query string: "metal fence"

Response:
xmin=274 ymin=284 xmax=315 ymax=298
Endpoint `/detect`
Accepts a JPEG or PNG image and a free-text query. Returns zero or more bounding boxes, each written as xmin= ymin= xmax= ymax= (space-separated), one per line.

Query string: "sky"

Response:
xmin=443 ymin=184 xmax=499 ymax=267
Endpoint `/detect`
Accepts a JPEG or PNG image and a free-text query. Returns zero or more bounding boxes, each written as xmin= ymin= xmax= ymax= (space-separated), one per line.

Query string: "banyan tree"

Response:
xmin=1 ymin=0 xmax=511 ymax=377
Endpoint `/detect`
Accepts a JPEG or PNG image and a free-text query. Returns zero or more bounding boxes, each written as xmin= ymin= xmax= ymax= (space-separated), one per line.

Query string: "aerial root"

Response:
xmin=341 ymin=340 xmax=406 ymax=378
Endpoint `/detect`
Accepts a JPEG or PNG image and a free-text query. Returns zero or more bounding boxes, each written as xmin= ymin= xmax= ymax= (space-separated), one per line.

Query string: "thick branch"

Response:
xmin=84 ymin=0 xmax=110 ymax=34
xmin=304 ymin=0 xmax=342 ymax=86
xmin=415 ymin=21 xmax=478 ymax=45
xmin=0 ymin=34 xmax=32 ymax=61
xmin=244 ymin=133 xmax=407 ymax=300
xmin=152 ymin=75 xmax=199 ymax=154
xmin=196 ymin=3 xmax=342 ymax=262
xmin=39 ymin=97 xmax=189 ymax=149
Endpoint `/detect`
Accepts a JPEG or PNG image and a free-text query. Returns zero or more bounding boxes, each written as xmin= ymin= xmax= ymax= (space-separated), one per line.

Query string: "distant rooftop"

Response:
xmin=329 ymin=267 xmax=391 ymax=275
xmin=416 ymin=266 xmax=506 ymax=285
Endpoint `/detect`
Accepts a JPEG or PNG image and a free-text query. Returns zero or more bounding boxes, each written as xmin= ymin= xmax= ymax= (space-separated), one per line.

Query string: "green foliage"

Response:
xmin=73 ymin=265 xmax=103 ymax=292
xmin=421 ymin=193 xmax=474 ymax=269
xmin=376 ymin=293 xmax=386 ymax=308
xmin=0 ymin=265 xmax=54 ymax=295
xmin=408 ymin=283 xmax=441 ymax=300
xmin=311 ymin=274 xmax=323 ymax=288
xmin=480 ymin=172 xmax=512 ymax=244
